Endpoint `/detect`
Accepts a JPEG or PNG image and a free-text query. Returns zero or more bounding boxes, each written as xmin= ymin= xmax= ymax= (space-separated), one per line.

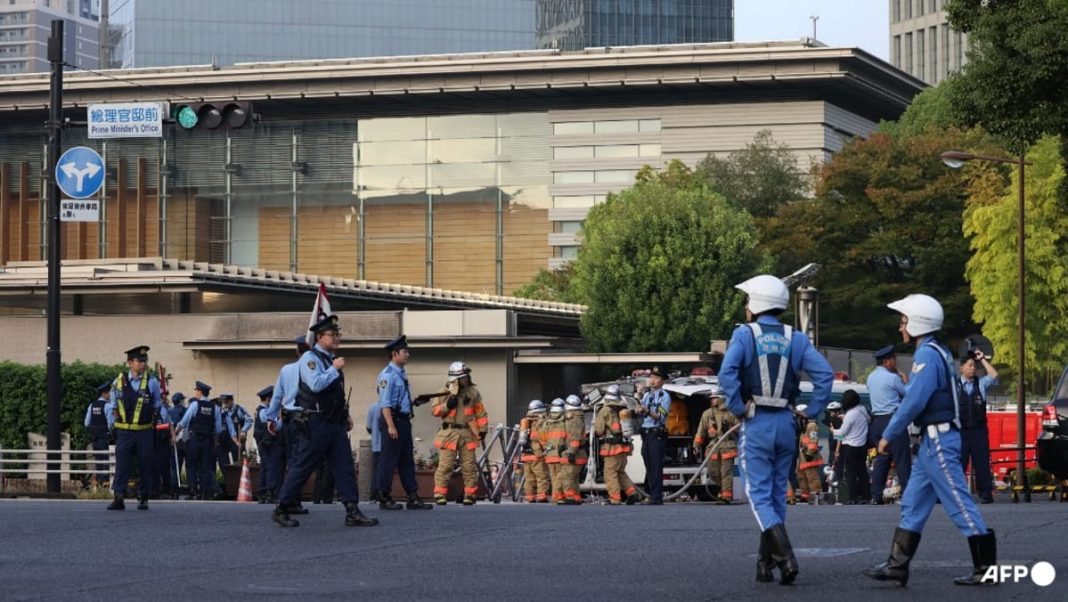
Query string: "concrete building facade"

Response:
xmin=0 ymin=0 xmax=99 ymax=74
xmin=889 ymin=0 xmax=966 ymax=85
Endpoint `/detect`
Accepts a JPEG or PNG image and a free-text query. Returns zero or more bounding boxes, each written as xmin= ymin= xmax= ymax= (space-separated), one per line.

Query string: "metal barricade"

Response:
xmin=0 ymin=446 xmax=116 ymax=486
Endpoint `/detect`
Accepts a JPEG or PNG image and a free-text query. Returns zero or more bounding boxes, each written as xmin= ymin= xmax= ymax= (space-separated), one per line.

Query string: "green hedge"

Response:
xmin=0 ymin=361 xmax=126 ymax=451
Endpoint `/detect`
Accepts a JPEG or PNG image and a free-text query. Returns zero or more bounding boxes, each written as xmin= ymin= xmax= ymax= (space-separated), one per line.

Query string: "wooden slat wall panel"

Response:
xmin=136 ymin=158 xmax=147 ymax=257
xmin=433 ymin=201 xmax=496 ymax=293
xmin=503 ymin=205 xmax=551 ymax=293
xmin=0 ymin=163 xmax=9 ymax=265
xmin=364 ymin=202 xmax=425 ymax=285
xmin=18 ymin=162 xmax=29 ymax=261
xmin=164 ymin=189 xmax=211 ymax=261
xmin=258 ymin=206 xmax=291 ymax=271
xmin=297 ymin=206 xmax=359 ymax=279
xmin=25 ymin=199 xmax=39 ymax=261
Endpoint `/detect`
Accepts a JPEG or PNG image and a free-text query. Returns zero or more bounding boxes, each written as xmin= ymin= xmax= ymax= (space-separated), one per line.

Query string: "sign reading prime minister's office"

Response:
xmin=88 ymin=102 xmax=163 ymax=139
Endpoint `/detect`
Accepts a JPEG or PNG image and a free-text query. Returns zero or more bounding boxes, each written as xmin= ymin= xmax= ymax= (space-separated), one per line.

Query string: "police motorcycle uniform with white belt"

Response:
xmin=864 ymin=294 xmax=996 ymax=587
xmin=717 ymin=275 xmax=835 ymax=586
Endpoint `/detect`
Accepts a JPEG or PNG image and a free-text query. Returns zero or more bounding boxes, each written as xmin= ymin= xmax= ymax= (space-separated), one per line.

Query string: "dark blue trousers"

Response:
xmin=217 ymin=436 xmax=238 ymax=472
xmin=153 ymin=434 xmax=173 ymax=495
xmin=278 ymin=415 xmax=359 ymax=505
xmin=258 ymin=441 xmax=285 ymax=496
xmin=869 ymin=414 xmax=913 ymax=500
xmin=960 ymin=426 xmax=993 ymax=498
xmin=186 ymin=434 xmax=217 ymax=498
xmin=112 ymin=429 xmax=154 ymax=497
xmin=376 ymin=416 xmax=419 ymax=497
xmin=90 ymin=435 xmax=110 ymax=482
xmin=641 ymin=429 xmax=666 ymax=502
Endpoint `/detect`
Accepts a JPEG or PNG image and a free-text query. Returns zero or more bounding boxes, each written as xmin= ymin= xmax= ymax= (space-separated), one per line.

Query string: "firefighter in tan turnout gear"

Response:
xmin=519 ymin=400 xmax=551 ymax=503
xmin=795 ymin=404 xmax=823 ymax=504
xmin=430 ymin=362 xmax=489 ymax=505
xmin=541 ymin=398 xmax=567 ymax=503
xmin=559 ymin=394 xmax=588 ymax=505
xmin=693 ymin=384 xmax=739 ymax=504
xmin=594 ymin=385 xmax=639 ymax=505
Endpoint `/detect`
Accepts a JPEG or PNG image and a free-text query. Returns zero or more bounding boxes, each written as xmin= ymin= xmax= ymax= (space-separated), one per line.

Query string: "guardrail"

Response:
xmin=0 ymin=447 xmax=116 ymax=480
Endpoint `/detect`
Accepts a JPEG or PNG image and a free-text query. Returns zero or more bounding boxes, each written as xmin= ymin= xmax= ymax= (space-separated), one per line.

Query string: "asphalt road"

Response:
xmin=0 ymin=498 xmax=1065 ymax=601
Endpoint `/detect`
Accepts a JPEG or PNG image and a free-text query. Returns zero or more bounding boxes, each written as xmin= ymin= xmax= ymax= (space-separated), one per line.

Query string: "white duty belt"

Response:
xmin=746 ymin=323 xmax=793 ymax=409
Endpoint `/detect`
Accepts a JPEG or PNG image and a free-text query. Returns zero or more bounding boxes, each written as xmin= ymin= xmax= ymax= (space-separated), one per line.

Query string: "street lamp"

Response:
xmin=941 ymin=149 xmax=1033 ymax=501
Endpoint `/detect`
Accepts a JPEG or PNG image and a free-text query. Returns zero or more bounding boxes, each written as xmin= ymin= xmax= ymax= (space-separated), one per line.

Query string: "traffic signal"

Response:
xmin=172 ymin=101 xmax=253 ymax=130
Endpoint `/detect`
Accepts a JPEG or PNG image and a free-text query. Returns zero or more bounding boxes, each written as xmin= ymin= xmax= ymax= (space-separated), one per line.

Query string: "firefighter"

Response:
xmin=795 ymin=404 xmax=823 ymax=504
xmin=431 ymin=362 xmax=489 ymax=506
xmin=594 ymin=385 xmax=639 ymax=505
xmin=542 ymin=398 xmax=567 ymax=503
xmin=559 ymin=394 xmax=588 ymax=505
xmin=693 ymin=385 xmax=739 ymax=504
xmin=520 ymin=400 xmax=550 ymax=503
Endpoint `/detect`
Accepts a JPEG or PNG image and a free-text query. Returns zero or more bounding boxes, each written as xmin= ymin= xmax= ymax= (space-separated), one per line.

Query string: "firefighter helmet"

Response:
xmin=564 ymin=394 xmax=583 ymax=409
xmin=447 ymin=361 xmax=470 ymax=382
xmin=527 ymin=399 xmax=546 ymax=415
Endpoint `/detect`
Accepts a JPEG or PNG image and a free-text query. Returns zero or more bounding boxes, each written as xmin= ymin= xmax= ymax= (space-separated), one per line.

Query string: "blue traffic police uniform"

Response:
xmin=178 ymin=385 xmax=233 ymax=499
xmin=867 ymin=354 xmax=913 ymax=502
xmin=217 ymin=399 xmax=250 ymax=470
xmin=253 ymin=385 xmax=284 ymax=501
xmin=959 ymin=373 xmax=998 ymax=502
xmin=105 ymin=367 xmax=163 ymax=501
xmin=265 ymin=335 xmax=309 ymax=467
xmin=375 ymin=360 xmax=421 ymax=498
xmin=638 ymin=386 xmax=671 ymax=503
xmin=168 ymin=393 xmax=187 ymax=490
xmin=718 ymin=315 xmax=834 ymax=531
xmin=883 ymin=337 xmax=987 ymax=537
xmin=365 ymin=401 xmax=383 ymax=499
xmin=84 ymin=382 xmax=112 ymax=483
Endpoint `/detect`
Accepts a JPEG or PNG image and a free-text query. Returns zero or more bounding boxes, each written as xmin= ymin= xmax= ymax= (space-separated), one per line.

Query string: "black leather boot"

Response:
xmin=954 ymin=530 xmax=997 ymax=586
xmin=345 ymin=502 xmax=379 ymax=526
xmin=272 ymin=504 xmax=300 ymax=528
xmin=379 ymin=496 xmax=403 ymax=510
xmin=285 ymin=502 xmax=309 ymax=515
xmin=756 ymin=530 xmax=774 ymax=583
xmin=106 ymin=495 xmax=125 ymax=511
xmin=406 ymin=496 xmax=433 ymax=510
xmin=864 ymin=527 xmax=922 ymax=586
xmin=764 ymin=524 xmax=799 ymax=585
xmin=137 ymin=496 xmax=149 ymax=510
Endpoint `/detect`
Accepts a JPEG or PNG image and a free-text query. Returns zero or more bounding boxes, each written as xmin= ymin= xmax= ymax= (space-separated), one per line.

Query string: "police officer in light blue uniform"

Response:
xmin=718 ymin=275 xmax=834 ymax=585
xmin=84 ymin=382 xmax=113 ymax=486
xmin=174 ymin=381 xmax=233 ymax=500
xmin=959 ymin=351 xmax=999 ymax=504
xmin=168 ymin=392 xmax=187 ymax=491
xmin=374 ymin=335 xmax=433 ymax=511
xmin=217 ymin=393 xmax=249 ymax=472
xmin=271 ymin=315 xmax=378 ymax=528
xmin=365 ymin=400 xmax=383 ymax=502
xmin=104 ymin=345 xmax=164 ymax=511
xmin=867 ymin=345 xmax=912 ymax=504
xmin=865 ymin=294 xmax=996 ymax=587
xmin=253 ymin=385 xmax=283 ymax=503
xmin=264 ymin=334 xmax=311 ymax=514
xmin=635 ymin=367 xmax=671 ymax=505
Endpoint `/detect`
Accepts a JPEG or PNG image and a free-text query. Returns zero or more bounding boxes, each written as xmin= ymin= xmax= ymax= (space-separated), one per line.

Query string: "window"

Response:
xmin=560 ymin=246 xmax=579 ymax=260
xmin=893 ymin=35 xmax=902 ymax=68
xmin=595 ymin=170 xmax=636 ymax=183
xmin=904 ymin=0 xmax=912 ymax=19
xmin=916 ymin=29 xmax=925 ymax=80
xmin=594 ymin=120 xmax=639 ymax=134
xmin=553 ymin=146 xmax=594 ymax=159
xmin=553 ymin=195 xmax=597 ymax=208
xmin=942 ymin=25 xmax=951 ymax=76
xmin=553 ymin=121 xmax=594 ymax=135
xmin=893 ymin=0 xmax=901 ymax=23
xmin=594 ymin=144 xmax=639 ymax=159
xmin=553 ymin=171 xmax=595 ymax=184
xmin=558 ymin=221 xmax=582 ymax=234
xmin=929 ymin=27 xmax=938 ymax=82
xmin=954 ymin=31 xmax=963 ymax=70
xmin=917 ymin=0 xmax=925 ymax=16
xmin=638 ymin=119 xmax=661 ymax=133
xmin=904 ymin=32 xmax=913 ymax=74
xmin=638 ymin=143 xmax=661 ymax=156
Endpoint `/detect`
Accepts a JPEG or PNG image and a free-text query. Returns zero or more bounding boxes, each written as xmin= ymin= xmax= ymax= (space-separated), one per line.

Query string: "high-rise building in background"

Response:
xmin=0 ymin=0 xmax=99 ymax=74
xmin=889 ymin=0 xmax=966 ymax=85
xmin=536 ymin=0 xmax=733 ymax=50
xmin=109 ymin=0 xmax=537 ymax=68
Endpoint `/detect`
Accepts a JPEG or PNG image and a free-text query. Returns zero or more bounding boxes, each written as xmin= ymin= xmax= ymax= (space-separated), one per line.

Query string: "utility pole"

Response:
xmin=46 ymin=20 xmax=64 ymax=495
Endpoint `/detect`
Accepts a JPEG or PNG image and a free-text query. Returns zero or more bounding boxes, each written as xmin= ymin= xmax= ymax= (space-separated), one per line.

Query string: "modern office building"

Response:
xmin=889 ymin=0 xmax=966 ymax=85
xmin=536 ymin=0 xmax=732 ymax=50
xmin=108 ymin=0 xmax=536 ymax=68
xmin=0 ymin=41 xmax=922 ymax=296
xmin=0 ymin=0 xmax=99 ymax=74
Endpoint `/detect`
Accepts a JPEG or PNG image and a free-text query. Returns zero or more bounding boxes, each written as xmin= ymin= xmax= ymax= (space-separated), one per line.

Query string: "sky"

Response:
xmin=735 ymin=0 xmax=890 ymax=61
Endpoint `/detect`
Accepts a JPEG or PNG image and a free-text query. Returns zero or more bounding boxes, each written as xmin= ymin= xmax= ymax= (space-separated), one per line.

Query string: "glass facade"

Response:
xmin=110 ymin=0 xmax=536 ymax=68
xmin=536 ymin=0 xmax=733 ymax=50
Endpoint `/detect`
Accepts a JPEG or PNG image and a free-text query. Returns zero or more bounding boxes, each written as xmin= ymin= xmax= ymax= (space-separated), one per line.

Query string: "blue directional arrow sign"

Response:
xmin=55 ymin=146 xmax=105 ymax=199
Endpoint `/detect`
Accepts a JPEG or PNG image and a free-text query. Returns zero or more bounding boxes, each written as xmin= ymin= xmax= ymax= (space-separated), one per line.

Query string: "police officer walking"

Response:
xmin=374 ymin=335 xmax=433 ymax=511
xmin=175 ymin=381 xmax=232 ymax=500
xmin=718 ymin=275 xmax=834 ymax=585
xmin=105 ymin=345 xmax=164 ymax=511
xmin=365 ymin=400 xmax=383 ymax=502
xmin=959 ymin=350 xmax=999 ymax=504
xmin=83 ymin=382 xmax=112 ymax=488
xmin=430 ymin=362 xmax=488 ymax=506
xmin=867 ymin=345 xmax=911 ymax=504
xmin=264 ymin=335 xmax=312 ymax=516
xmin=864 ymin=294 xmax=996 ymax=586
xmin=636 ymin=368 xmax=671 ymax=505
xmin=254 ymin=386 xmax=283 ymax=504
xmin=271 ymin=315 xmax=378 ymax=528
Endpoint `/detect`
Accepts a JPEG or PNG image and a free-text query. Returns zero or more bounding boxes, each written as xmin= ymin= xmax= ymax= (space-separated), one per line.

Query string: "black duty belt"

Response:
xmin=443 ymin=423 xmax=466 ymax=430
xmin=396 ymin=413 xmax=412 ymax=420
xmin=640 ymin=426 xmax=665 ymax=435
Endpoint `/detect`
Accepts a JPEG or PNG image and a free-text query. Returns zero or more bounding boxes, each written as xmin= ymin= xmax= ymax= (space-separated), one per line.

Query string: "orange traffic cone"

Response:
xmin=237 ymin=459 xmax=254 ymax=503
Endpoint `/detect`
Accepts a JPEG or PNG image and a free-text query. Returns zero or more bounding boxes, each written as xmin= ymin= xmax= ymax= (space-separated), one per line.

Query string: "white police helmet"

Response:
xmin=826 ymin=401 xmax=842 ymax=411
xmin=528 ymin=399 xmax=546 ymax=415
xmin=549 ymin=398 xmax=565 ymax=415
xmin=887 ymin=294 xmax=943 ymax=337
xmin=564 ymin=394 xmax=583 ymax=409
xmin=447 ymin=361 xmax=470 ymax=382
xmin=735 ymin=274 xmax=790 ymax=315
xmin=796 ymin=404 xmax=808 ymax=414
xmin=604 ymin=384 xmax=622 ymax=401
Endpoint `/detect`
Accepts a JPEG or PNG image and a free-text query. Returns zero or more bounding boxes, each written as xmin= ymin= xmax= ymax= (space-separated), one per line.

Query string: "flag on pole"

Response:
xmin=306 ymin=283 xmax=333 ymax=347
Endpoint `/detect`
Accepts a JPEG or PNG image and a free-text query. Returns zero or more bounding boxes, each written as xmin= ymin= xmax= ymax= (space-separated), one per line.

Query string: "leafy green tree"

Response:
xmin=694 ymin=130 xmax=810 ymax=219
xmin=572 ymin=161 xmax=770 ymax=352
xmin=878 ymin=82 xmax=962 ymax=138
xmin=963 ymin=136 xmax=1068 ymax=394
xmin=512 ymin=265 xmax=578 ymax=303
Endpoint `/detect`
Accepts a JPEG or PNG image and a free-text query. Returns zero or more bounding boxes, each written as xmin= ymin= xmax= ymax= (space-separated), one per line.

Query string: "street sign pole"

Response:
xmin=46 ymin=20 xmax=63 ymax=495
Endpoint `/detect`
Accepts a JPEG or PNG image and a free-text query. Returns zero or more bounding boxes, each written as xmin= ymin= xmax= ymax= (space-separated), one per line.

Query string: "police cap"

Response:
xmin=873 ymin=345 xmax=896 ymax=361
xmin=125 ymin=345 xmax=150 ymax=361
xmin=293 ymin=334 xmax=310 ymax=350
xmin=650 ymin=366 xmax=668 ymax=379
xmin=309 ymin=314 xmax=340 ymax=335
xmin=385 ymin=335 xmax=409 ymax=353
xmin=219 ymin=393 xmax=234 ymax=402
xmin=194 ymin=381 xmax=212 ymax=395
xmin=96 ymin=381 xmax=112 ymax=394
xmin=171 ymin=392 xmax=186 ymax=403
xmin=256 ymin=385 xmax=274 ymax=400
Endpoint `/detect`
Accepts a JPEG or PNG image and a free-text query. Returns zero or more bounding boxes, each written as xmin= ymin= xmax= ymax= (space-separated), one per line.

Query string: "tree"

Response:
xmin=694 ymin=130 xmax=810 ymax=219
xmin=571 ymin=161 xmax=770 ymax=352
xmin=512 ymin=265 xmax=578 ymax=303
xmin=877 ymin=82 xmax=962 ymax=138
xmin=761 ymin=129 xmax=1000 ymax=349
xmin=963 ymin=136 xmax=1068 ymax=394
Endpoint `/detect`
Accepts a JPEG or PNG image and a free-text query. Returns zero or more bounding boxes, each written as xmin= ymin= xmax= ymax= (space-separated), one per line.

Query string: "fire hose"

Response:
xmin=632 ymin=423 xmax=741 ymax=502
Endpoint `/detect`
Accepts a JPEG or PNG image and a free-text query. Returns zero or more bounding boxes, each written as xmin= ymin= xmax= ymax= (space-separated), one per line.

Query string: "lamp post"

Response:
xmin=941 ymin=150 xmax=1032 ymax=500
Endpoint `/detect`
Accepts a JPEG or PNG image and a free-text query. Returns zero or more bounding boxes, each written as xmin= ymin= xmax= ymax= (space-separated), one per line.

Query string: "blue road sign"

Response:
xmin=55 ymin=146 xmax=105 ymax=199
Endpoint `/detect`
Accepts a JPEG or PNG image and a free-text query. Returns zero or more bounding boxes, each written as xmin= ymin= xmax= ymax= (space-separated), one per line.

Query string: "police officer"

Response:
xmin=864 ymin=294 xmax=996 ymax=587
xmin=718 ymin=275 xmax=834 ymax=585
xmin=520 ymin=400 xmax=550 ymax=503
xmin=693 ymin=385 xmax=739 ymax=504
xmin=254 ymin=386 xmax=283 ymax=504
xmin=822 ymin=401 xmax=844 ymax=486
xmin=794 ymin=404 xmax=822 ymax=504
xmin=959 ymin=350 xmax=999 ymax=504
xmin=168 ymin=392 xmax=187 ymax=492
xmin=264 ymin=334 xmax=312 ymax=515
xmin=558 ymin=394 xmax=588 ymax=505
xmin=217 ymin=393 xmax=249 ymax=471
xmin=374 ymin=335 xmax=433 ymax=511
xmin=636 ymin=367 xmax=671 ymax=505
xmin=84 ymin=382 xmax=112 ymax=487
xmin=594 ymin=386 xmax=639 ymax=505
xmin=365 ymin=400 xmax=383 ymax=502
xmin=152 ymin=394 xmax=176 ymax=499
xmin=867 ymin=345 xmax=911 ymax=504
xmin=271 ymin=315 xmax=378 ymax=528
xmin=105 ymin=345 xmax=164 ymax=511
xmin=542 ymin=398 xmax=566 ymax=503
xmin=430 ymin=362 xmax=488 ymax=506
xmin=174 ymin=381 xmax=232 ymax=500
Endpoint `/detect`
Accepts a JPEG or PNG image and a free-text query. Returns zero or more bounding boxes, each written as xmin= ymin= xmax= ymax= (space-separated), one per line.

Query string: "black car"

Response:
xmin=1036 ymin=365 xmax=1068 ymax=481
